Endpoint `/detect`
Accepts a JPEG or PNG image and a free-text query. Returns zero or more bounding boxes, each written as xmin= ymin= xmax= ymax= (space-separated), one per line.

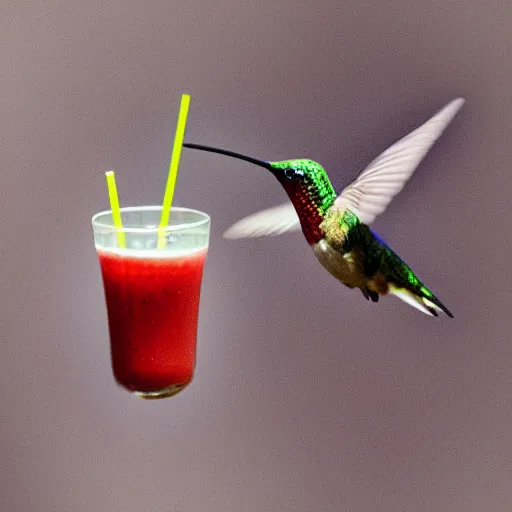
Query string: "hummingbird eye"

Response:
xmin=284 ymin=167 xmax=302 ymax=179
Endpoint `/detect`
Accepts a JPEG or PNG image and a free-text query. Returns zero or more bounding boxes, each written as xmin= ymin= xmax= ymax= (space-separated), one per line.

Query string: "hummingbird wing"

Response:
xmin=223 ymin=202 xmax=300 ymax=239
xmin=334 ymin=97 xmax=465 ymax=225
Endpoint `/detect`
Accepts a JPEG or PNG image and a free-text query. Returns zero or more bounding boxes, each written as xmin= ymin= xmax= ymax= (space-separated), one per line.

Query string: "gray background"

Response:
xmin=1 ymin=1 xmax=511 ymax=511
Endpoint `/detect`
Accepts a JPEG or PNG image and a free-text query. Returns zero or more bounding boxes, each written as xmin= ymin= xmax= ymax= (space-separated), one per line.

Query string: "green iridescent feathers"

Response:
xmin=270 ymin=159 xmax=336 ymax=214
xmin=341 ymin=219 xmax=453 ymax=316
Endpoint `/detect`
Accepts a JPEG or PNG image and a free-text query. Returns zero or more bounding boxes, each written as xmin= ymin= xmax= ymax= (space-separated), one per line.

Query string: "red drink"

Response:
xmin=98 ymin=248 xmax=207 ymax=398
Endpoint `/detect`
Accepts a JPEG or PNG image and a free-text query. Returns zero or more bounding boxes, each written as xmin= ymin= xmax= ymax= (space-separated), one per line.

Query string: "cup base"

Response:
xmin=132 ymin=383 xmax=189 ymax=400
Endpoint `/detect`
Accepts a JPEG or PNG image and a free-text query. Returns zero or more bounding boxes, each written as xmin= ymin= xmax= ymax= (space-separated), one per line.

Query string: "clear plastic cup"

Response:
xmin=92 ymin=206 xmax=211 ymax=399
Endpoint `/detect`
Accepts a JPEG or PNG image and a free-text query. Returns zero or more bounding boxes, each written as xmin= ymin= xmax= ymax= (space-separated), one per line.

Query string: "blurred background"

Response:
xmin=1 ymin=1 xmax=511 ymax=511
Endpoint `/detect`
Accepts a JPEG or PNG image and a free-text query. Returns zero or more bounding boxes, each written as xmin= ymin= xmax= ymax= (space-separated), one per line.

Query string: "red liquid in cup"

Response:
xmin=98 ymin=248 xmax=207 ymax=398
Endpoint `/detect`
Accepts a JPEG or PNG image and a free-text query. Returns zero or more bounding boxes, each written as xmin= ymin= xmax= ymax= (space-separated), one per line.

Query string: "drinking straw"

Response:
xmin=157 ymin=93 xmax=191 ymax=248
xmin=105 ymin=170 xmax=126 ymax=248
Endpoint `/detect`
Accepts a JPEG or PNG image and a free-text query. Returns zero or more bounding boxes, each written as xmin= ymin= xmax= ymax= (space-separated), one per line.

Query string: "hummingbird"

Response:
xmin=183 ymin=97 xmax=464 ymax=318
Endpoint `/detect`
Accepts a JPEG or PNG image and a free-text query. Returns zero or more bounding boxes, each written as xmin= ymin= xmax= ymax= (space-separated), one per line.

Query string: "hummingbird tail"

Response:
xmin=370 ymin=240 xmax=454 ymax=318
xmin=388 ymin=285 xmax=454 ymax=318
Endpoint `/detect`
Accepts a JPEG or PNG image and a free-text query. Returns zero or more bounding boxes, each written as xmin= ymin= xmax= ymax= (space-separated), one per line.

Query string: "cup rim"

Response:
xmin=92 ymin=205 xmax=211 ymax=233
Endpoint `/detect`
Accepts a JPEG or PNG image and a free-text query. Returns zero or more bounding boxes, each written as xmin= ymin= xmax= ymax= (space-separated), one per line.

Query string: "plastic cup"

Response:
xmin=92 ymin=206 xmax=211 ymax=399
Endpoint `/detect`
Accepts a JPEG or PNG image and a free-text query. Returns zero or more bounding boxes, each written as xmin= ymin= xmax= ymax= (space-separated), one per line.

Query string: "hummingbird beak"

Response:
xmin=182 ymin=143 xmax=272 ymax=171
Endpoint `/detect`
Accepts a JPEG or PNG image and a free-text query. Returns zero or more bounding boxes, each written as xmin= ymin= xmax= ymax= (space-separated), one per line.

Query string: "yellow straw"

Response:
xmin=157 ymin=93 xmax=191 ymax=248
xmin=105 ymin=170 xmax=126 ymax=248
